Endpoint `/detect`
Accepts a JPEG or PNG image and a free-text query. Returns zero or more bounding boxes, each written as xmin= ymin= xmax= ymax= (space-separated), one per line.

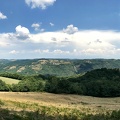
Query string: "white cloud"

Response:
xmin=16 ymin=25 xmax=29 ymax=34
xmin=0 ymin=42 xmax=9 ymax=47
xmin=34 ymin=49 xmax=70 ymax=54
xmin=31 ymin=23 xmax=40 ymax=31
xmin=29 ymin=29 xmax=120 ymax=58
xmin=30 ymin=32 xmax=69 ymax=43
xmin=31 ymin=23 xmax=40 ymax=28
xmin=0 ymin=33 xmax=12 ymax=47
xmin=0 ymin=12 xmax=7 ymax=19
xmin=25 ymin=0 xmax=56 ymax=9
xmin=50 ymin=22 xmax=54 ymax=26
xmin=31 ymin=23 xmax=45 ymax=32
xmin=34 ymin=49 xmax=49 ymax=53
xmin=15 ymin=25 xmax=30 ymax=39
xmin=53 ymin=49 xmax=70 ymax=54
xmin=9 ymin=50 xmax=19 ymax=54
xmin=63 ymin=24 xmax=78 ymax=34
xmin=1 ymin=24 xmax=120 ymax=59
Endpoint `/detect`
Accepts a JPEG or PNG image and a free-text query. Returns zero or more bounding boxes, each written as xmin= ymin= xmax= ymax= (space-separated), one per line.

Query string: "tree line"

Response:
xmin=0 ymin=68 xmax=120 ymax=97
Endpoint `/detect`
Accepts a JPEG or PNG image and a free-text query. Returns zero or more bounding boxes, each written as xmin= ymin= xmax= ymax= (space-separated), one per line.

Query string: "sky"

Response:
xmin=0 ymin=0 xmax=120 ymax=59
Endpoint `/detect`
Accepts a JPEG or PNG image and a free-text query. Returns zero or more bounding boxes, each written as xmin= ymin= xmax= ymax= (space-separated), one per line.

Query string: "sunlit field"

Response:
xmin=0 ymin=76 xmax=20 ymax=85
xmin=0 ymin=92 xmax=120 ymax=120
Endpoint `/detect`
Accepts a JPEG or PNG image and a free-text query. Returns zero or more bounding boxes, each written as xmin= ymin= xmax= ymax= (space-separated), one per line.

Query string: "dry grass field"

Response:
xmin=0 ymin=92 xmax=120 ymax=119
xmin=0 ymin=92 xmax=120 ymax=111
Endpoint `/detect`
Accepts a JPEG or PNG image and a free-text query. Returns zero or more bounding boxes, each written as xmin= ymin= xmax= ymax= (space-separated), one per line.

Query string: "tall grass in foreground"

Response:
xmin=0 ymin=99 xmax=120 ymax=120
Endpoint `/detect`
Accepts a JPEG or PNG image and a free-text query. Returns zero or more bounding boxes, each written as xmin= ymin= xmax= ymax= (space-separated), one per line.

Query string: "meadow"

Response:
xmin=0 ymin=92 xmax=120 ymax=120
xmin=0 ymin=76 xmax=20 ymax=85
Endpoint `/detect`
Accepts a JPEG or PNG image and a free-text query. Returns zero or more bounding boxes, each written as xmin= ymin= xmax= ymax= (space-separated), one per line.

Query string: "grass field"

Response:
xmin=0 ymin=92 xmax=120 ymax=119
xmin=0 ymin=76 xmax=20 ymax=84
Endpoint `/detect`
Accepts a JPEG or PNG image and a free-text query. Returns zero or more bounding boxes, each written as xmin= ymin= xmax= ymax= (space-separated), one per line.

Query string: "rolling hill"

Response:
xmin=0 ymin=59 xmax=120 ymax=76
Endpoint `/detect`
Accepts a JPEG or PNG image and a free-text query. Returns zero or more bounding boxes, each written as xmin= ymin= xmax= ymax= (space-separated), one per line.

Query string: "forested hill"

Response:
xmin=0 ymin=59 xmax=120 ymax=76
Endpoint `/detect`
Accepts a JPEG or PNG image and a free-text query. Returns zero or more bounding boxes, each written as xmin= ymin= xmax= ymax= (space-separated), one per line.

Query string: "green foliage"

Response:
xmin=45 ymin=76 xmax=84 ymax=94
xmin=11 ymin=76 xmax=45 ymax=92
xmin=1 ymin=59 xmax=120 ymax=77
xmin=0 ymin=68 xmax=120 ymax=97
xmin=77 ymin=68 xmax=120 ymax=97
xmin=0 ymin=73 xmax=24 ymax=80
xmin=0 ymin=100 xmax=4 ymax=106
xmin=0 ymin=79 xmax=9 ymax=91
xmin=46 ymin=68 xmax=120 ymax=97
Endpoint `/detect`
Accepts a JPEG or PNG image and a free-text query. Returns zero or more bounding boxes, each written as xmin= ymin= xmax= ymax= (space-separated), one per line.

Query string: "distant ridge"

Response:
xmin=0 ymin=59 xmax=120 ymax=76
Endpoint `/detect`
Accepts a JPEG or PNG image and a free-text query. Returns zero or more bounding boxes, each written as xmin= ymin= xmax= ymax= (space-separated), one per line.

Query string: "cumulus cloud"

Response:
xmin=31 ymin=23 xmax=40 ymax=28
xmin=31 ymin=23 xmax=45 ymax=32
xmin=0 ymin=33 xmax=12 ymax=47
xmin=1 ymin=24 xmax=120 ymax=59
xmin=31 ymin=23 xmax=40 ymax=31
xmin=29 ymin=29 xmax=120 ymax=58
xmin=15 ymin=25 xmax=30 ymax=39
xmin=25 ymin=0 xmax=56 ymax=9
xmin=63 ymin=24 xmax=78 ymax=34
xmin=0 ymin=12 xmax=7 ymax=19
xmin=30 ymin=32 xmax=69 ymax=43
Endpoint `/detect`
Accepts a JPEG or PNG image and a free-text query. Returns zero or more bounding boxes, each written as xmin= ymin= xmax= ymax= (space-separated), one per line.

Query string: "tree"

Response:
xmin=0 ymin=80 xmax=9 ymax=91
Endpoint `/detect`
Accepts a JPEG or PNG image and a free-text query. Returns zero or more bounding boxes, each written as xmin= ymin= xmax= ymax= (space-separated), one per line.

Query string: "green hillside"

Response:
xmin=0 ymin=59 xmax=120 ymax=76
xmin=0 ymin=68 xmax=120 ymax=97
xmin=0 ymin=76 xmax=20 ymax=85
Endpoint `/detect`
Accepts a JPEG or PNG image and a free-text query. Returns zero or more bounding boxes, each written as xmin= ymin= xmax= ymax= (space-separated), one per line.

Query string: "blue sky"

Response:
xmin=0 ymin=0 xmax=120 ymax=59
